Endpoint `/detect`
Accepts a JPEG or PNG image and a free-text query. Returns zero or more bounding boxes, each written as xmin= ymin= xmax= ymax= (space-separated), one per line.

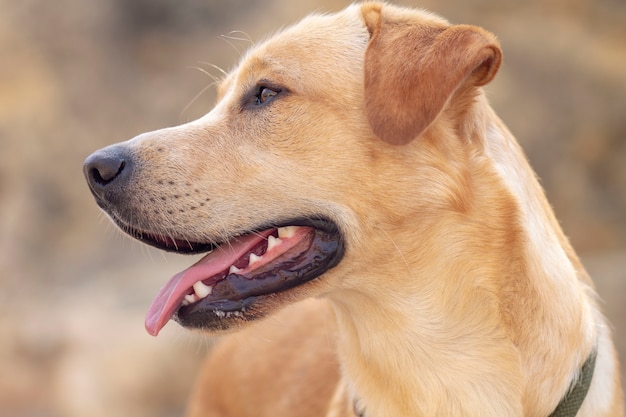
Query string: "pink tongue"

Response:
xmin=145 ymin=230 xmax=273 ymax=336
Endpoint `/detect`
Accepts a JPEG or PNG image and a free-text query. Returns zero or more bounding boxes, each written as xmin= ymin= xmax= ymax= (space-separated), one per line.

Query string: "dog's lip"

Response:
xmin=136 ymin=232 xmax=215 ymax=254
xmin=144 ymin=219 xmax=344 ymax=336
xmin=122 ymin=222 xmax=217 ymax=255
xmin=102 ymin=211 xmax=217 ymax=254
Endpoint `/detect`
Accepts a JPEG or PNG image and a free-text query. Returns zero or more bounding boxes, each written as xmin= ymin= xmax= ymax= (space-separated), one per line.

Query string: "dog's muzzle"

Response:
xmin=83 ymin=145 xmax=345 ymax=336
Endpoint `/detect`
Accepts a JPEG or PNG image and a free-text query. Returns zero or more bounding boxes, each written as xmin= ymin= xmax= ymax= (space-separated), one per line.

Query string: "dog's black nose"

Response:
xmin=83 ymin=145 xmax=132 ymax=202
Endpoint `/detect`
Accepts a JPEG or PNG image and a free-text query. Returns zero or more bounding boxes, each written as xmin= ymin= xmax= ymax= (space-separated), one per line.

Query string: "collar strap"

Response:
xmin=548 ymin=350 xmax=597 ymax=417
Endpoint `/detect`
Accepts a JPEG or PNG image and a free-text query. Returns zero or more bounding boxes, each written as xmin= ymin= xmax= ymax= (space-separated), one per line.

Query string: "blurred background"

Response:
xmin=1 ymin=0 xmax=625 ymax=416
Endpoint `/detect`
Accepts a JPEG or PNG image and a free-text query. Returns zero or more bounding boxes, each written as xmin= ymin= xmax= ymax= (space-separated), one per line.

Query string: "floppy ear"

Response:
xmin=362 ymin=4 xmax=502 ymax=145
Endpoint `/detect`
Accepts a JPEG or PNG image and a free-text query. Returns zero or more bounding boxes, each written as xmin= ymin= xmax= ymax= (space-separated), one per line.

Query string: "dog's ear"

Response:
xmin=362 ymin=3 xmax=502 ymax=145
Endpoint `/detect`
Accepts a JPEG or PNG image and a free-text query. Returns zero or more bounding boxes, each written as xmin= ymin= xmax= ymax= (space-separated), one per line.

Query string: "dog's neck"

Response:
xmin=327 ymin=100 xmax=596 ymax=417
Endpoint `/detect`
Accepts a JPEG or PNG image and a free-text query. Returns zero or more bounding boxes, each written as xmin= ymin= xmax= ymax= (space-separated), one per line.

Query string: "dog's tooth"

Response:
xmin=249 ymin=253 xmax=262 ymax=265
xmin=193 ymin=281 xmax=213 ymax=299
xmin=229 ymin=265 xmax=241 ymax=275
xmin=277 ymin=226 xmax=299 ymax=239
xmin=267 ymin=235 xmax=281 ymax=251
xmin=183 ymin=294 xmax=197 ymax=305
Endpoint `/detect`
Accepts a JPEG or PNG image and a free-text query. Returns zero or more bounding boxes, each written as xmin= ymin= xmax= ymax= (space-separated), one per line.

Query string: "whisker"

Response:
xmin=379 ymin=227 xmax=414 ymax=279
xmin=179 ymin=81 xmax=217 ymax=120
xmin=219 ymin=34 xmax=244 ymax=55
xmin=191 ymin=65 xmax=221 ymax=83
xmin=224 ymin=30 xmax=254 ymax=44
xmin=201 ymin=62 xmax=229 ymax=78
xmin=251 ymin=230 xmax=270 ymax=240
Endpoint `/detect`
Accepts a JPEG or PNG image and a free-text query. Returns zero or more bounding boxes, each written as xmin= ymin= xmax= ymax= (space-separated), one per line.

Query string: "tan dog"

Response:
xmin=84 ymin=2 xmax=624 ymax=416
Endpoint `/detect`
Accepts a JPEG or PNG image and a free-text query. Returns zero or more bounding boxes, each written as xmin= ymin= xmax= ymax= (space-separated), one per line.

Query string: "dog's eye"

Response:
xmin=255 ymin=86 xmax=279 ymax=105
xmin=242 ymin=84 xmax=284 ymax=109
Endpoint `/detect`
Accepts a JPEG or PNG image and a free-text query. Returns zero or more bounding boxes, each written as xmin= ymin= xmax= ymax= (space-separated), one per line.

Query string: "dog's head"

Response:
xmin=84 ymin=2 xmax=502 ymax=336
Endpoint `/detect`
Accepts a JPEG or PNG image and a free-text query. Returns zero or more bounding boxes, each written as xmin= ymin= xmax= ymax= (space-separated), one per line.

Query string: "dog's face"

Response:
xmin=84 ymin=3 xmax=501 ymax=336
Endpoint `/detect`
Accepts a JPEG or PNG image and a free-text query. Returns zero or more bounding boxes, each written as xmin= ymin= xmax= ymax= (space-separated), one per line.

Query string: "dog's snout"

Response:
xmin=83 ymin=145 xmax=132 ymax=200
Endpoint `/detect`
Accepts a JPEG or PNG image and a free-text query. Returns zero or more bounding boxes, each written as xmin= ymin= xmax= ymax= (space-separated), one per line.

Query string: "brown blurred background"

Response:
xmin=1 ymin=0 xmax=625 ymax=416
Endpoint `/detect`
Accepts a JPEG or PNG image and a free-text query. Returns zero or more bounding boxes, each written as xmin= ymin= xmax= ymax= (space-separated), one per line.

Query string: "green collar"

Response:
xmin=548 ymin=350 xmax=597 ymax=417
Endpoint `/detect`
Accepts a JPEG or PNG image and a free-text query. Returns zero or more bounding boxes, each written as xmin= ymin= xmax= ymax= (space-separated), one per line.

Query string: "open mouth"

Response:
xmin=132 ymin=219 xmax=343 ymax=336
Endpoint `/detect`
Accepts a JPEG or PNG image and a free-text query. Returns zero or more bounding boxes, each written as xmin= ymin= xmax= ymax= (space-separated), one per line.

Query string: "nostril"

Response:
xmin=90 ymin=160 xmax=126 ymax=186
xmin=83 ymin=146 xmax=132 ymax=194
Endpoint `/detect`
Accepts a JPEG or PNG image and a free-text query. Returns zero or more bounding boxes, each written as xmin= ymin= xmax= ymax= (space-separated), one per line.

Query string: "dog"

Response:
xmin=83 ymin=2 xmax=624 ymax=416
